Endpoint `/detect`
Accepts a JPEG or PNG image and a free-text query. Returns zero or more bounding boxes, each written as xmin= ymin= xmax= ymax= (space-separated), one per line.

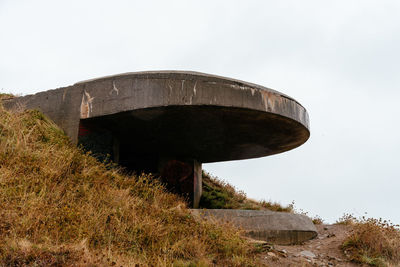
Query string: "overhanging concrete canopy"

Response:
xmin=2 ymin=71 xmax=310 ymax=207
xmin=77 ymin=71 xmax=310 ymax=161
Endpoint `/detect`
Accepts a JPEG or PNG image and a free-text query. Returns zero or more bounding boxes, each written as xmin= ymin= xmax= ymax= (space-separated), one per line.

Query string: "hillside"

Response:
xmin=1 ymin=99 xmax=399 ymax=267
xmin=0 ymin=104 xmax=262 ymax=266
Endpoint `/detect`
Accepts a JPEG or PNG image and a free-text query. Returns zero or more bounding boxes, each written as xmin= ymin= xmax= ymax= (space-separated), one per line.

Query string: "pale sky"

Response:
xmin=1 ymin=0 xmax=399 ymax=224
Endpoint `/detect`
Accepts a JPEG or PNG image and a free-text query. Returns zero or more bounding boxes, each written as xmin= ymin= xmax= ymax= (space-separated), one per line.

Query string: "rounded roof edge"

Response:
xmin=74 ymin=70 xmax=304 ymax=107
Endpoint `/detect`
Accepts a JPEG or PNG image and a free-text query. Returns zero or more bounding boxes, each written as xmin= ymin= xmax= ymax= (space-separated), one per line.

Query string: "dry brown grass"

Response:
xmin=200 ymin=172 xmax=293 ymax=212
xmin=336 ymin=213 xmax=358 ymax=225
xmin=0 ymin=93 xmax=14 ymax=100
xmin=340 ymin=215 xmax=400 ymax=267
xmin=0 ymin=107 xmax=262 ymax=266
xmin=311 ymin=216 xmax=324 ymax=225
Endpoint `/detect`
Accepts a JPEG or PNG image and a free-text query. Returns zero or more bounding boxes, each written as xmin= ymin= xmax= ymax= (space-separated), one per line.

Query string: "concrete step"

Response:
xmin=191 ymin=209 xmax=317 ymax=245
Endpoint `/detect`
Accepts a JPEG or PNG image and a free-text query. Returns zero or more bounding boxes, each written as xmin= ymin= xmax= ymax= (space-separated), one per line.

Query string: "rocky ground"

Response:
xmin=257 ymin=224 xmax=366 ymax=267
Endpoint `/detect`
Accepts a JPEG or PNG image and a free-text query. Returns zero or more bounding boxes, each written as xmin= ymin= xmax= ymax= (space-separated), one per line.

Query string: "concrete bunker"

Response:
xmin=2 ymin=71 xmax=310 ymax=209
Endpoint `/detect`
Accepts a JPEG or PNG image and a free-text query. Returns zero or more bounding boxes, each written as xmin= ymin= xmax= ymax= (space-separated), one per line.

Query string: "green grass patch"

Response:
xmin=200 ymin=172 xmax=293 ymax=212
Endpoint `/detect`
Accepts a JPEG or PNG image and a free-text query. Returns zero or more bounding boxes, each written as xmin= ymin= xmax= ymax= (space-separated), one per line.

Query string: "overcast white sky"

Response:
xmin=1 ymin=1 xmax=399 ymax=224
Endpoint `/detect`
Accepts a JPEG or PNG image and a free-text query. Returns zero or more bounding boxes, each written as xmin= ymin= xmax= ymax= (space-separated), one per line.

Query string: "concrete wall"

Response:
xmin=3 ymin=84 xmax=84 ymax=143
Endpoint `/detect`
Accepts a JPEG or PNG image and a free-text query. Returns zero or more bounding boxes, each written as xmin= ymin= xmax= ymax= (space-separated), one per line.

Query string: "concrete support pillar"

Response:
xmin=112 ymin=137 xmax=120 ymax=164
xmin=159 ymin=158 xmax=202 ymax=208
xmin=192 ymin=160 xmax=202 ymax=208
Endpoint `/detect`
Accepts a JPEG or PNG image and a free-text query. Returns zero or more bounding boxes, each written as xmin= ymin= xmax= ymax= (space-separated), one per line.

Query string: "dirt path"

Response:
xmin=258 ymin=224 xmax=366 ymax=267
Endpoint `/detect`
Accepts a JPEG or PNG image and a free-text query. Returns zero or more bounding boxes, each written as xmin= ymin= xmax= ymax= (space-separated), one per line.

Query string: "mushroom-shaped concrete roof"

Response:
xmin=75 ymin=71 xmax=309 ymax=163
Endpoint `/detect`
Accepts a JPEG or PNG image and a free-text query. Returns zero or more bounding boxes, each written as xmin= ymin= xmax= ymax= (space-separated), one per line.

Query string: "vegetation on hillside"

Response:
xmin=4 ymin=94 xmax=399 ymax=267
xmin=0 ymin=106 xmax=262 ymax=266
xmin=0 ymin=93 xmax=14 ymax=100
xmin=338 ymin=214 xmax=400 ymax=266
xmin=200 ymin=172 xmax=293 ymax=212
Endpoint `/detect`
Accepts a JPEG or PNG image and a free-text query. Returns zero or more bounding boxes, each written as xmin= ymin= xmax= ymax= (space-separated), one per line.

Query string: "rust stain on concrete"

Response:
xmin=62 ymin=88 xmax=68 ymax=101
xmin=261 ymin=90 xmax=277 ymax=112
xmin=80 ymin=91 xmax=94 ymax=118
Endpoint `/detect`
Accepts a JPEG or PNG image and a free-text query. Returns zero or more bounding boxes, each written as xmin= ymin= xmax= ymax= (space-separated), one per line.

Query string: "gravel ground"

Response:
xmin=257 ymin=224 xmax=367 ymax=267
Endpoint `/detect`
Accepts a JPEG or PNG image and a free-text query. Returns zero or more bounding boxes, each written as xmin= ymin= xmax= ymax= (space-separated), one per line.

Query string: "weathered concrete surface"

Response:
xmin=191 ymin=209 xmax=317 ymax=245
xmin=2 ymin=71 xmax=310 ymax=208
xmin=2 ymin=71 xmax=310 ymax=162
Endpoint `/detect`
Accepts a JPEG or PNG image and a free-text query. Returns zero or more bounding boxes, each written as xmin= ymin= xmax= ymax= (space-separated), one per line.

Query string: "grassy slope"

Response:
xmin=0 ymin=106 xmax=261 ymax=266
xmin=2 ymin=96 xmax=399 ymax=267
xmin=200 ymin=172 xmax=293 ymax=212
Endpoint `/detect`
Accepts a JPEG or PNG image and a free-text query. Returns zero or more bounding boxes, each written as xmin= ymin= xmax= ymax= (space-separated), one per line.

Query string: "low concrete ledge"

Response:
xmin=191 ymin=209 xmax=317 ymax=245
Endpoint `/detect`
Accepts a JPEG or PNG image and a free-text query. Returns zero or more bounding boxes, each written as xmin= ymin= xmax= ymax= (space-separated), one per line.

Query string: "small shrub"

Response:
xmin=312 ymin=215 xmax=324 ymax=225
xmin=341 ymin=216 xmax=400 ymax=266
xmin=336 ymin=213 xmax=358 ymax=225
